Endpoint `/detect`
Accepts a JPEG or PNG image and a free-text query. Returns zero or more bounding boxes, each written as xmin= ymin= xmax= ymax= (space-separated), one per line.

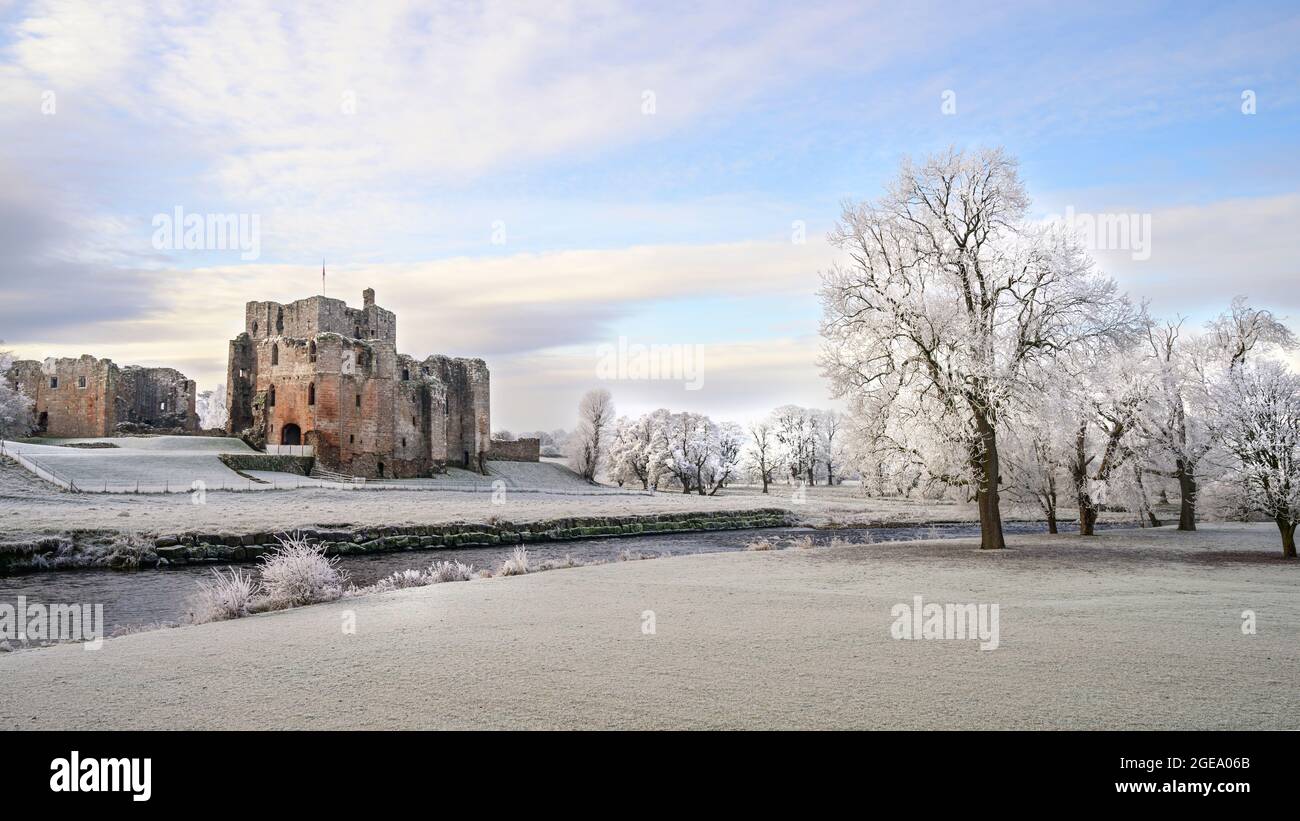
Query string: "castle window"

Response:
xmin=401 ymin=438 xmax=406 ymax=448
xmin=349 ymin=434 xmax=354 ymax=444
xmin=253 ymin=321 xmax=258 ymax=334
xmin=309 ymin=341 xmax=317 ymax=363
xmin=308 ymin=383 xmax=316 ymax=405
xmin=402 ymin=368 xmax=410 ymax=381
xmin=49 ymin=376 xmax=58 ymax=389
xmin=355 ymin=393 xmax=361 ymax=408
xmin=159 ymin=401 xmax=166 ymax=411
xmin=355 ymin=325 xmax=361 ymax=338
xmin=271 ymin=343 xmax=279 ymax=365
xmin=269 ymin=386 xmax=276 ymax=407
xmin=77 ymin=376 xmax=86 ymax=389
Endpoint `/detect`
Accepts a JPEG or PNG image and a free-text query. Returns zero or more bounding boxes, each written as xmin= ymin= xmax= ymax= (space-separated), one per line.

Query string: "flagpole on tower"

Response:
xmin=321 ymin=258 xmax=326 ymax=296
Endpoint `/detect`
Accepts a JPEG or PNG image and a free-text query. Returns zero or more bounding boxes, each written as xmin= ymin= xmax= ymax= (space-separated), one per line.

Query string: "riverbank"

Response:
xmin=0 ymin=509 xmax=792 ymax=574
xmin=3 ymin=523 xmax=1294 ymax=730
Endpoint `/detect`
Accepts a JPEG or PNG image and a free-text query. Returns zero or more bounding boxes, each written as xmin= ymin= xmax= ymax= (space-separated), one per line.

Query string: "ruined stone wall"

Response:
xmin=225 ymin=334 xmax=256 ymax=435
xmin=116 ymin=366 xmax=198 ymax=431
xmin=7 ymin=356 xmax=117 ymax=437
xmin=423 ymin=355 xmax=491 ymax=470
xmin=488 ymin=437 xmax=540 ymax=462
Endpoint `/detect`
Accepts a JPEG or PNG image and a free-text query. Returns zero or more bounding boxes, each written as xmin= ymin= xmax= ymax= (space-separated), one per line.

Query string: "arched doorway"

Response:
xmin=280 ymin=424 xmax=302 ymax=446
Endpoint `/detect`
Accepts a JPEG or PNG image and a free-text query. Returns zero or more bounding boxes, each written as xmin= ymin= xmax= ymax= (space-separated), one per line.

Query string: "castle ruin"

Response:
xmin=5 ymin=356 xmax=198 ymax=437
xmin=225 ymin=288 xmax=503 ymax=478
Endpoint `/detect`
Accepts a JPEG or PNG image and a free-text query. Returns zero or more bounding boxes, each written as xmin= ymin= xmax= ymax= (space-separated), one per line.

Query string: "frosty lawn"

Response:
xmin=2 ymin=522 xmax=1294 ymax=730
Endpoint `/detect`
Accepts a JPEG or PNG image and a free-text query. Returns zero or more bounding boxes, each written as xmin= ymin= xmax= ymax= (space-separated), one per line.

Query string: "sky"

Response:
xmin=1 ymin=0 xmax=1298 ymax=431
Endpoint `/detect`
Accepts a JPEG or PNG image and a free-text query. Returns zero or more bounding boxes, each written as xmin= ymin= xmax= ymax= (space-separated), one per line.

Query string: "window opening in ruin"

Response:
xmin=37 ymin=412 xmax=48 ymax=432
xmin=269 ymin=386 xmax=276 ymax=407
xmin=309 ymin=341 xmax=317 ymax=362
xmin=355 ymin=394 xmax=361 ymax=408
xmin=77 ymin=376 xmax=86 ymax=389
xmin=401 ymin=438 xmax=406 ymax=448
xmin=377 ymin=462 xmax=385 ymax=478
xmin=276 ymin=308 xmax=284 ymax=334
xmin=49 ymin=377 xmax=58 ymax=389
xmin=349 ymin=434 xmax=354 ymax=444
xmin=159 ymin=402 xmax=166 ymax=411
xmin=271 ymin=344 xmax=279 ymax=365
xmin=308 ymin=383 xmax=316 ymax=405
xmin=253 ymin=321 xmax=258 ymax=334
xmin=402 ymin=368 xmax=410 ymax=381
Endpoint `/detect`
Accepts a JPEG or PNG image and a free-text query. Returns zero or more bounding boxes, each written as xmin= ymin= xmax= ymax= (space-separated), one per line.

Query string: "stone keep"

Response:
xmin=225 ymin=288 xmax=491 ymax=478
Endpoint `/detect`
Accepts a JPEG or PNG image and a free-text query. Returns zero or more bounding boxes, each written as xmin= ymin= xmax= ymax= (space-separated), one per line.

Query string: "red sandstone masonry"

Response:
xmin=226 ymin=288 xmax=501 ymax=479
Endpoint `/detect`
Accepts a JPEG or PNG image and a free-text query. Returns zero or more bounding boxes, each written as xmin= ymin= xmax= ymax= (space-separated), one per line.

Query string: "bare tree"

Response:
xmin=568 ymin=388 xmax=615 ymax=482
xmin=821 ymin=147 xmax=1138 ymax=549
xmin=747 ymin=420 xmax=778 ymax=493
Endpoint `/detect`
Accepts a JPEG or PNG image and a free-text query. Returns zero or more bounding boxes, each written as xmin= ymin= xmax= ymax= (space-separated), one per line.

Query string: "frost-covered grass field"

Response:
xmin=2 ymin=522 xmax=1294 ymax=730
xmin=0 ymin=437 xmax=1057 ymax=539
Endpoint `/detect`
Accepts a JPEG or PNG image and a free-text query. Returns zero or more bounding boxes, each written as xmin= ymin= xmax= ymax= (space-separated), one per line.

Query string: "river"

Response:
xmin=0 ymin=520 xmax=1118 ymax=643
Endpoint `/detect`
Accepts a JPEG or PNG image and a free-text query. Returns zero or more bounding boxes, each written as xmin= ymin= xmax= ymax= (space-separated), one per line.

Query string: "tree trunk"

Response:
xmin=760 ymin=475 xmax=769 ymax=494
xmin=1133 ymin=464 xmax=1161 ymax=528
xmin=1046 ymin=474 xmax=1058 ymax=533
xmin=1176 ymin=462 xmax=1197 ymax=531
xmin=1072 ymin=422 xmax=1096 ymax=536
xmin=975 ymin=418 xmax=1006 ymax=550
xmin=1279 ymin=518 xmax=1297 ymax=559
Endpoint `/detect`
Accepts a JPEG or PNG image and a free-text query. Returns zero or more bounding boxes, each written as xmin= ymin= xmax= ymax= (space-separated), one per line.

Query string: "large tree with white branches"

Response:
xmin=820 ymin=147 xmax=1138 ymax=549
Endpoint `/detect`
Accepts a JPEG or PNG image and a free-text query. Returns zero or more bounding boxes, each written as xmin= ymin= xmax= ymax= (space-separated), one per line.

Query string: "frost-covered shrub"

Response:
xmin=745 ymin=537 xmax=777 ymax=551
xmin=382 ymin=568 xmax=427 ymax=589
xmin=190 ymin=568 xmax=258 ymax=623
xmin=537 ymin=554 xmax=590 ymax=571
xmin=786 ymin=535 xmax=815 ymax=550
xmin=497 ymin=546 xmax=531 ymax=576
xmin=617 ymin=548 xmax=657 ymax=561
xmin=431 ymin=560 xmax=476 ymax=582
xmin=259 ymin=534 xmax=344 ymax=606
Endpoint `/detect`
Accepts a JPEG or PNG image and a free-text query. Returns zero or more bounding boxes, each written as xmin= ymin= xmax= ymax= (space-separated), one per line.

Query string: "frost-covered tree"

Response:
xmin=196 ymin=384 xmax=228 ymax=430
xmin=1002 ymin=395 xmax=1074 ymax=533
xmin=1208 ymin=296 xmax=1297 ymax=370
xmin=821 ymin=147 xmax=1138 ymax=549
xmin=703 ymin=421 xmax=746 ymax=495
xmin=608 ymin=411 xmax=668 ymax=490
xmin=815 ymin=409 xmax=844 ymax=485
xmin=1213 ymin=361 xmax=1300 ymax=558
xmin=660 ymin=410 xmax=712 ymax=494
xmin=1135 ymin=300 xmax=1295 ymax=530
xmin=1065 ymin=347 xmax=1151 ymax=535
xmin=0 ymin=349 xmax=36 ymax=440
xmin=568 ymin=388 xmax=615 ymax=482
xmin=772 ymin=405 xmax=819 ymax=485
xmin=746 ymin=419 xmax=779 ymax=493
